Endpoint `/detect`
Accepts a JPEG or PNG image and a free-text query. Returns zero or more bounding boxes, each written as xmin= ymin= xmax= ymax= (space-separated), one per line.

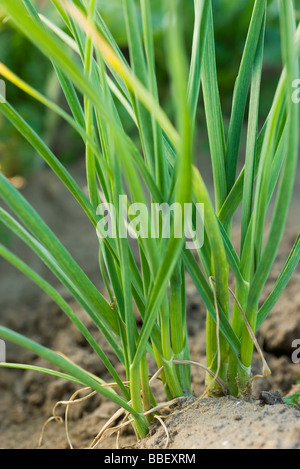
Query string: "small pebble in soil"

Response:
xmin=259 ymin=390 xmax=284 ymax=405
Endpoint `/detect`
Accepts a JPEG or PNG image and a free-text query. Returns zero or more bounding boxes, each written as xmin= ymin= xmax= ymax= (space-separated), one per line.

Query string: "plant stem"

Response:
xmin=140 ymin=356 xmax=153 ymax=425
xmin=160 ymin=294 xmax=183 ymax=398
xmin=129 ymin=365 xmax=149 ymax=439
xmin=227 ymin=279 xmax=250 ymax=395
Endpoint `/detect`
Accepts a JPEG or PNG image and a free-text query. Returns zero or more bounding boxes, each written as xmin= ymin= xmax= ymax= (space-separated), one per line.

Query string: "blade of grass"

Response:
xmin=187 ymin=0 xmax=210 ymax=128
xmin=240 ymin=12 xmax=266 ymax=253
xmin=225 ymin=0 xmax=266 ymax=192
xmin=201 ymin=1 xmax=227 ymax=212
xmin=140 ymin=0 xmax=168 ymax=197
xmin=84 ymin=0 xmax=100 ymax=209
xmin=53 ymin=65 xmax=86 ymax=128
xmin=0 ymin=363 xmax=87 ymax=386
xmin=123 ymin=0 xmax=155 ymax=175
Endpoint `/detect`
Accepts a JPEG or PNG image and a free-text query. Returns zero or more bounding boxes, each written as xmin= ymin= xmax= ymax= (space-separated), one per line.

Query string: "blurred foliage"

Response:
xmin=212 ymin=0 xmax=300 ymax=118
xmin=283 ymin=390 xmax=300 ymax=407
xmin=0 ymin=9 xmax=52 ymax=176
xmin=1 ymin=0 xmax=300 ymax=177
xmin=0 ymin=0 xmax=78 ymax=177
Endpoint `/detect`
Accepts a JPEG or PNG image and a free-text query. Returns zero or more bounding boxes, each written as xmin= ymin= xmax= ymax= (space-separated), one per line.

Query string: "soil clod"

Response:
xmin=259 ymin=391 xmax=284 ymax=406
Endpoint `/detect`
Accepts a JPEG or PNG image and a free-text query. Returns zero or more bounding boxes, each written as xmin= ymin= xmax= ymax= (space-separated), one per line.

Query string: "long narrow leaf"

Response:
xmin=225 ymin=0 xmax=266 ymax=192
xmin=240 ymin=13 xmax=266 ymax=253
xmin=188 ymin=0 xmax=210 ymax=127
xmin=201 ymin=2 xmax=227 ymax=211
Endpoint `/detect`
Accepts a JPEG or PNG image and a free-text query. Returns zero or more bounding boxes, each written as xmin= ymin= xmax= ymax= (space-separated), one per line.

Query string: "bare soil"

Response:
xmin=0 ymin=159 xmax=300 ymax=450
xmin=137 ymin=395 xmax=300 ymax=450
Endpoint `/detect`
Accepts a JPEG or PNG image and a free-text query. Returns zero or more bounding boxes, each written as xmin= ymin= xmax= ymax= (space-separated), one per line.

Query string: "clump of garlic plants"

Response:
xmin=0 ymin=0 xmax=299 ymax=441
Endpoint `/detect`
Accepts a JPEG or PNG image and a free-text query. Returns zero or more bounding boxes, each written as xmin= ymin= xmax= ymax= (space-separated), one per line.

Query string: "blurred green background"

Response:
xmin=0 ymin=0 xmax=299 ymax=178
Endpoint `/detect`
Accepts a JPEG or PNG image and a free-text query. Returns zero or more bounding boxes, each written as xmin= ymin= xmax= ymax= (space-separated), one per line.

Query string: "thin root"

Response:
xmin=89 ymin=406 xmax=129 ymax=449
xmin=154 ymin=415 xmax=169 ymax=449
xmin=38 ymin=415 xmax=64 ymax=449
xmin=38 ymin=386 xmax=96 ymax=449
xmin=38 ymin=380 xmax=129 ymax=449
